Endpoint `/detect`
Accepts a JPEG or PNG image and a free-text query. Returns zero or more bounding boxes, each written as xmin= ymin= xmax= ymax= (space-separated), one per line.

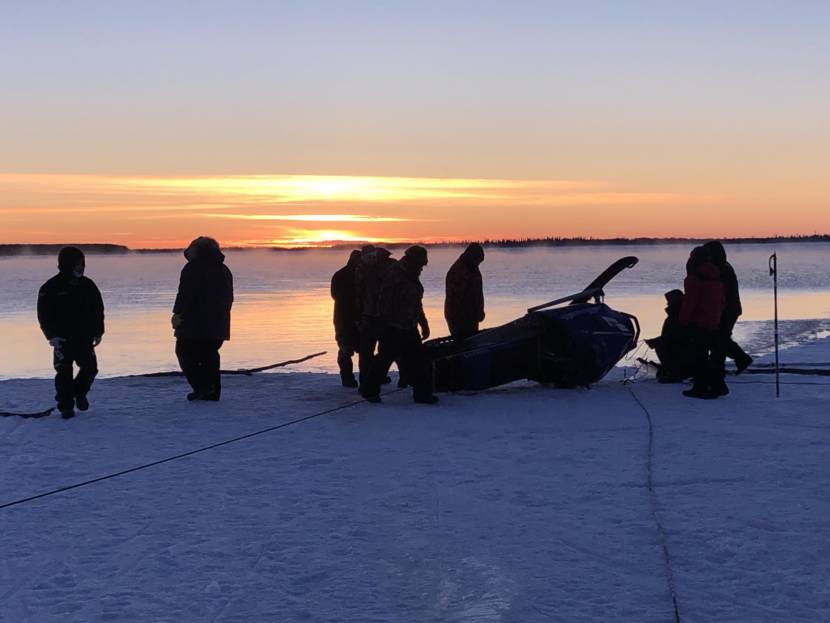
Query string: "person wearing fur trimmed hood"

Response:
xmin=172 ymin=237 xmax=234 ymax=401
xmin=679 ymin=246 xmax=727 ymax=399
xmin=37 ymin=246 xmax=105 ymax=419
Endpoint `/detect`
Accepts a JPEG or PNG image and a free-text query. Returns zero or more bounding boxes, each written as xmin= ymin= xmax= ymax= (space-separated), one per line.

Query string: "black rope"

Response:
xmin=0 ymin=393 xmax=394 ymax=512
xmin=628 ymin=386 xmax=682 ymax=623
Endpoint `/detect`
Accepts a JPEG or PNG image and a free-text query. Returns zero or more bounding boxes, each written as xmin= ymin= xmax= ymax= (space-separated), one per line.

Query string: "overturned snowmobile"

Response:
xmin=425 ymin=257 xmax=641 ymax=391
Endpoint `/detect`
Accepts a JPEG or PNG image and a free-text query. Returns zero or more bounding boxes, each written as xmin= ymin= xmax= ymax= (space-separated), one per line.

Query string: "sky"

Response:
xmin=1 ymin=1 xmax=828 ymax=247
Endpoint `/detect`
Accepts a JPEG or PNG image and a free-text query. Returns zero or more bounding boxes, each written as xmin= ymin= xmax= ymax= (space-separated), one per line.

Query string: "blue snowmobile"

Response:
xmin=425 ymin=257 xmax=640 ymax=391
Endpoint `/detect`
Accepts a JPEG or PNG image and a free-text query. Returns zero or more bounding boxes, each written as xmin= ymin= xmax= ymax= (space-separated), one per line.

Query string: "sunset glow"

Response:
xmin=1 ymin=4 xmax=828 ymax=248
xmin=0 ymin=172 xmax=827 ymax=248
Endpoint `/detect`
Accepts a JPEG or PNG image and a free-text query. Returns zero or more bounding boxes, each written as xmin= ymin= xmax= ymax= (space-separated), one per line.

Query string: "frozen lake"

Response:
xmin=2 ymin=243 xmax=830 ymax=379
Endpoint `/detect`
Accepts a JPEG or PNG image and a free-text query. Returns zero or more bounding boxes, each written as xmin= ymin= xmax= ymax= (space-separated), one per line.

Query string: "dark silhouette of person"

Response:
xmin=702 ymin=240 xmax=753 ymax=374
xmin=645 ymin=289 xmax=694 ymax=382
xmin=445 ymin=242 xmax=486 ymax=339
xmin=37 ymin=246 xmax=105 ymax=419
xmin=172 ymin=237 xmax=234 ymax=401
xmin=331 ymin=249 xmax=362 ymax=387
xmin=679 ymin=246 xmax=727 ymax=399
xmin=354 ymin=244 xmax=394 ymax=385
xmin=360 ymin=245 xmax=438 ymax=404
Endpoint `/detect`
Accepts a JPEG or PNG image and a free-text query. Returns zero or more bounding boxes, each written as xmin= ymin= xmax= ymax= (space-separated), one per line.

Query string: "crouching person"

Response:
xmin=172 ymin=237 xmax=234 ymax=401
xmin=37 ymin=247 xmax=104 ymax=419
xmin=645 ymin=289 xmax=694 ymax=382
xmin=360 ymin=246 xmax=438 ymax=405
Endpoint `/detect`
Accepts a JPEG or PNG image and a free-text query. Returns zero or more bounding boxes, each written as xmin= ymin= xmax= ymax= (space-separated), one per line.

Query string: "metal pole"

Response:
xmin=768 ymin=253 xmax=780 ymax=397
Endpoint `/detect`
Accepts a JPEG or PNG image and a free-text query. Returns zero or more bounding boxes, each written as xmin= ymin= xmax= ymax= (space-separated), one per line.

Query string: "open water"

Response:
xmin=2 ymin=243 xmax=829 ymax=379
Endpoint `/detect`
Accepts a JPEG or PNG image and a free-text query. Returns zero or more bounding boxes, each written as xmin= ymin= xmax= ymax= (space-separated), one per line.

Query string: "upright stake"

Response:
xmin=769 ymin=253 xmax=780 ymax=397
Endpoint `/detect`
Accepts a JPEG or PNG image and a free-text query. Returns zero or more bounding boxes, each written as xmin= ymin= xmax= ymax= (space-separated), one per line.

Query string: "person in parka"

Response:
xmin=37 ymin=247 xmax=105 ymax=418
xmin=331 ymin=249 xmax=362 ymax=387
xmin=645 ymin=289 xmax=694 ymax=382
xmin=354 ymin=245 xmax=394 ymax=383
xmin=360 ymin=245 xmax=438 ymax=404
xmin=702 ymin=240 xmax=753 ymax=374
xmin=172 ymin=237 xmax=234 ymax=401
xmin=445 ymin=242 xmax=486 ymax=339
xmin=679 ymin=246 xmax=727 ymax=399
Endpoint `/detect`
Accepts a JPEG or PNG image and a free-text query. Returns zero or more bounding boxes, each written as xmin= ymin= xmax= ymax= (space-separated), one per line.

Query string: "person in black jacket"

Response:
xmin=445 ymin=243 xmax=485 ymax=339
xmin=172 ymin=237 xmax=234 ymax=401
xmin=37 ymin=247 xmax=105 ymax=418
xmin=703 ymin=240 xmax=753 ymax=375
xmin=331 ymin=249 xmax=362 ymax=387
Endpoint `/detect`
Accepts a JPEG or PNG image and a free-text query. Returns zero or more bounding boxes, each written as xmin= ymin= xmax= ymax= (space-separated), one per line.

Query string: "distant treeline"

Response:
xmin=332 ymin=234 xmax=830 ymax=251
xmin=3 ymin=235 xmax=830 ymax=256
xmin=475 ymin=234 xmax=830 ymax=248
xmin=0 ymin=244 xmax=130 ymax=257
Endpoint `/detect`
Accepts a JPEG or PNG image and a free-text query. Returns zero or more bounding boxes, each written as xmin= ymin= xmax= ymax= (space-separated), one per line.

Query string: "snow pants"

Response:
xmin=176 ymin=338 xmax=223 ymax=398
xmin=363 ymin=326 xmax=432 ymax=400
xmin=53 ymin=338 xmax=98 ymax=411
xmin=712 ymin=314 xmax=750 ymax=370
xmin=448 ymin=320 xmax=479 ymax=340
xmin=689 ymin=327 xmax=726 ymax=392
xmin=358 ymin=316 xmax=384 ymax=384
xmin=335 ymin=327 xmax=360 ymax=383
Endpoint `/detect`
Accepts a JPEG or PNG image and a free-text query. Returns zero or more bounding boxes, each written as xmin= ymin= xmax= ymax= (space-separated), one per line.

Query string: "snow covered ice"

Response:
xmin=1 ymin=339 xmax=829 ymax=622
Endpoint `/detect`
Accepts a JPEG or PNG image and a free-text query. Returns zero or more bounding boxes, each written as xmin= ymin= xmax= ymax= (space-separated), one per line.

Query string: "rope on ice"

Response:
xmin=628 ymin=385 xmax=682 ymax=623
xmin=0 ymin=390 xmax=401 ymax=512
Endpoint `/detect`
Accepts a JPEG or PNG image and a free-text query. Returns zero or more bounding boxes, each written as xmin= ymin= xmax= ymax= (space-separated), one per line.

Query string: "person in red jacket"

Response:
xmin=678 ymin=246 xmax=727 ymax=399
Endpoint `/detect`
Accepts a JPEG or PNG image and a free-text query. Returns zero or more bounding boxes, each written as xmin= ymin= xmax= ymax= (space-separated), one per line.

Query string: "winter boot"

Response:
xmin=735 ymin=353 xmax=753 ymax=375
xmin=75 ymin=394 xmax=90 ymax=411
xmin=413 ymin=393 xmax=439 ymax=405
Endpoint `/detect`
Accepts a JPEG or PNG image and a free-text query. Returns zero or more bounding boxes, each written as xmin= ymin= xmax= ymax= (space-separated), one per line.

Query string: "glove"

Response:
xmin=171 ymin=313 xmax=184 ymax=329
xmin=92 ymin=335 xmax=102 ymax=347
xmin=48 ymin=337 xmax=66 ymax=348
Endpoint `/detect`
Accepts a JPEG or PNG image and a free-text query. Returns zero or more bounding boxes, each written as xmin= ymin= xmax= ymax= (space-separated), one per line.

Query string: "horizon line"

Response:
xmin=2 ymin=234 xmax=830 ymax=255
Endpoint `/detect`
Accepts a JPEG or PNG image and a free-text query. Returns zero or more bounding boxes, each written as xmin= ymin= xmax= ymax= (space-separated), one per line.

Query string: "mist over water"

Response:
xmin=2 ymin=243 xmax=829 ymax=379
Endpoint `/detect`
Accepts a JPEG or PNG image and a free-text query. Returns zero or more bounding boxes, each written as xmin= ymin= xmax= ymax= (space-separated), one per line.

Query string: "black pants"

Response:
xmin=53 ymin=339 xmax=98 ymax=411
xmin=689 ymin=327 xmax=726 ymax=392
xmin=358 ymin=317 xmax=384 ymax=384
xmin=448 ymin=321 xmax=479 ymax=340
xmin=713 ymin=315 xmax=750 ymax=369
xmin=335 ymin=328 xmax=359 ymax=382
xmin=176 ymin=338 xmax=223 ymax=398
xmin=363 ymin=326 xmax=432 ymax=400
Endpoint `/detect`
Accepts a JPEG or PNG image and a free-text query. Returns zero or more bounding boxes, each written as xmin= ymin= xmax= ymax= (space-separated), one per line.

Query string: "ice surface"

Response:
xmin=1 ymin=338 xmax=829 ymax=621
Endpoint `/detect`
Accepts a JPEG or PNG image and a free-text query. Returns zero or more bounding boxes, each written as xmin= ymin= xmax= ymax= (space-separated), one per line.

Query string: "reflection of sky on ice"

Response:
xmin=2 ymin=244 xmax=829 ymax=378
